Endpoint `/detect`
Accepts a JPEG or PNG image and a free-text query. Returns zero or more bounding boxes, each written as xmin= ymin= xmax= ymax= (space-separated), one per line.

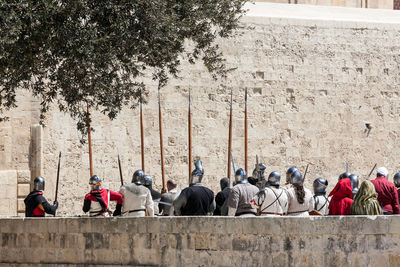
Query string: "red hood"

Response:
xmin=329 ymin=178 xmax=353 ymax=199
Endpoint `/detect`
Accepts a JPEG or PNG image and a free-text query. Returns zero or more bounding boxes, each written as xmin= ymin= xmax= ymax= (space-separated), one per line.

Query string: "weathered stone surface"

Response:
xmin=0 ymin=216 xmax=398 ymax=266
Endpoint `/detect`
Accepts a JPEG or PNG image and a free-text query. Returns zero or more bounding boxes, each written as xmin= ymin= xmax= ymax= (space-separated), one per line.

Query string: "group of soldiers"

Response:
xmin=24 ymin=160 xmax=400 ymax=217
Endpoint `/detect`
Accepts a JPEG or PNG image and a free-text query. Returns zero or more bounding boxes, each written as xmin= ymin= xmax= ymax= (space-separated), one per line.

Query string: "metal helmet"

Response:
xmin=349 ymin=174 xmax=359 ymax=195
xmin=252 ymin=163 xmax=267 ymax=181
xmin=290 ymin=170 xmax=303 ymax=185
xmin=89 ymin=175 xmax=102 ymax=190
xmin=132 ymin=169 xmax=145 ymax=185
xmin=220 ymin=177 xmax=230 ymax=191
xmin=338 ymin=172 xmax=351 ymax=180
xmin=144 ymin=175 xmax=153 ymax=187
xmin=33 ymin=176 xmax=45 ymax=191
xmin=268 ymin=171 xmax=281 ymax=186
xmin=313 ymin=178 xmax=328 ymax=195
xmin=235 ymin=168 xmax=248 ymax=184
xmin=393 ymin=172 xmax=400 ymax=188
xmin=190 ymin=160 xmax=204 ymax=185
xmin=286 ymin=166 xmax=298 ymax=184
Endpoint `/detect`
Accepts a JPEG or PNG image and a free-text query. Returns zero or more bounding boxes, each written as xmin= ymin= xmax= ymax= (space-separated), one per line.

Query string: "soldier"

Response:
xmin=250 ymin=171 xmax=288 ymax=216
xmin=394 ymin=172 xmax=400 ymax=203
xmin=227 ymin=168 xmax=259 ymax=216
xmin=173 ymin=160 xmax=215 ymax=215
xmin=285 ymin=166 xmax=298 ymax=188
xmin=370 ymin=167 xmax=399 ymax=214
xmin=159 ymin=179 xmax=180 ymax=216
xmin=24 ymin=176 xmax=58 ymax=217
xmin=312 ymin=178 xmax=330 ymax=215
xmin=349 ymin=174 xmax=359 ymax=197
xmin=286 ymin=170 xmax=314 ymax=216
xmin=119 ymin=170 xmax=154 ymax=217
xmin=143 ymin=174 xmax=162 ymax=215
xmin=213 ymin=177 xmax=231 ymax=215
xmin=328 ymin=178 xmax=353 ymax=215
xmin=338 ymin=172 xmax=351 ymax=180
xmin=249 ymin=163 xmax=266 ymax=187
xmin=83 ymin=175 xmax=123 ymax=217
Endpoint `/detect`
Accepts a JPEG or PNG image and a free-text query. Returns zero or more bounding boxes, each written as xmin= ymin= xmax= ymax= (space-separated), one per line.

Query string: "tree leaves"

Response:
xmin=0 ymin=0 xmax=247 ymax=135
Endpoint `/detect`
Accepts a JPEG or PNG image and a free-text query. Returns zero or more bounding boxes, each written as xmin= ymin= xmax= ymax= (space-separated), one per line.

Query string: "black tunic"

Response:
xmin=180 ymin=185 xmax=214 ymax=216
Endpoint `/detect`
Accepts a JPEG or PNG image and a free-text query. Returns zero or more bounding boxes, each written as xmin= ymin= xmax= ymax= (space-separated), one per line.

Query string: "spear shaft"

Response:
xmin=118 ymin=154 xmax=124 ymax=185
xmin=87 ymin=106 xmax=93 ymax=177
xmin=244 ymin=88 xmax=248 ymax=173
xmin=54 ymin=152 xmax=61 ymax=217
xmin=188 ymin=88 xmax=192 ymax=184
xmin=158 ymin=90 xmax=166 ymax=193
xmin=140 ymin=91 xmax=145 ymax=172
xmin=227 ymin=89 xmax=233 ymax=179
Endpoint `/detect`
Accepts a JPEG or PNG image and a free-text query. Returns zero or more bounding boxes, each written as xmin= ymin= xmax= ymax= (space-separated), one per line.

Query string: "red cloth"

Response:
xmin=84 ymin=188 xmax=123 ymax=210
xmin=328 ymin=179 xmax=354 ymax=215
xmin=32 ymin=192 xmax=45 ymax=216
xmin=370 ymin=177 xmax=399 ymax=214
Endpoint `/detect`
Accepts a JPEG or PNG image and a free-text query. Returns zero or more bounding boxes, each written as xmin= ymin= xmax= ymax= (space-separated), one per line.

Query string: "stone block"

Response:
xmin=17 ymin=184 xmax=30 ymax=197
xmin=17 ymin=170 xmax=31 ymax=183
xmin=17 ymin=198 xmax=25 ymax=212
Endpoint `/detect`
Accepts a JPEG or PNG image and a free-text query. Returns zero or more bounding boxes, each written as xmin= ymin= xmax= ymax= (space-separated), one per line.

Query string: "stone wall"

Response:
xmin=0 ymin=216 xmax=399 ymax=266
xmin=257 ymin=0 xmax=394 ymax=9
xmin=1 ymin=4 xmax=400 ymax=216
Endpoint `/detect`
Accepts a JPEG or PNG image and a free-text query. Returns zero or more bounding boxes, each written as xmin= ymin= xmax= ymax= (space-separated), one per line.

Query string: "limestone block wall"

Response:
xmin=0 ymin=216 xmax=399 ymax=266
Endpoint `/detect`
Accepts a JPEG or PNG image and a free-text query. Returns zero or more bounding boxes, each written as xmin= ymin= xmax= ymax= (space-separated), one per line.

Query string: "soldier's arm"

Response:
xmin=37 ymin=195 xmax=58 ymax=215
xmin=146 ymin=190 xmax=155 ymax=217
xmin=173 ymin=191 xmax=187 ymax=216
xmin=208 ymin=199 xmax=216 ymax=215
xmin=82 ymin=194 xmax=91 ymax=213
xmin=227 ymin=188 xmax=239 ymax=216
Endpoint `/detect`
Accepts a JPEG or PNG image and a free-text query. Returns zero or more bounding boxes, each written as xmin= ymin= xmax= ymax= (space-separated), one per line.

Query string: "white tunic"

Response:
xmin=313 ymin=195 xmax=331 ymax=215
xmin=119 ymin=183 xmax=154 ymax=217
xmin=250 ymin=186 xmax=288 ymax=216
xmin=285 ymin=186 xmax=314 ymax=216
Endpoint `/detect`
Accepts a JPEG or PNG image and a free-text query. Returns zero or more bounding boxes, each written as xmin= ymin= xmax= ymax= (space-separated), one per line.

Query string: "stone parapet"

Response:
xmin=0 ymin=216 xmax=399 ymax=266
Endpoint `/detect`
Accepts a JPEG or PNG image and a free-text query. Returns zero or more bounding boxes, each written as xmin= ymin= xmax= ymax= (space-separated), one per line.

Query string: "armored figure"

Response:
xmin=83 ymin=175 xmax=123 ymax=217
xmin=144 ymin=174 xmax=162 ymax=215
xmin=285 ymin=166 xmax=298 ymax=187
xmin=119 ymin=170 xmax=154 ymax=217
xmin=250 ymin=171 xmax=288 ymax=216
xmin=394 ymin=172 xmax=400 ymax=204
xmin=338 ymin=172 xmax=351 ymax=180
xmin=173 ymin=160 xmax=215 ymax=215
xmin=213 ymin=177 xmax=231 ymax=216
xmin=250 ymin=163 xmax=267 ymax=187
xmin=24 ymin=176 xmax=58 ymax=217
xmin=227 ymin=168 xmax=259 ymax=216
xmin=286 ymin=170 xmax=314 ymax=216
xmin=312 ymin=178 xmax=330 ymax=215
xmin=348 ymin=174 xmax=359 ymax=197
xmin=159 ymin=179 xmax=180 ymax=216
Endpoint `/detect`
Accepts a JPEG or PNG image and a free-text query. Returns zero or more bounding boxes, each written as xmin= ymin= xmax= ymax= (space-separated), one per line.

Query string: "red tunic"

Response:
xmin=328 ymin=179 xmax=353 ymax=215
xmin=371 ymin=177 xmax=399 ymax=214
xmin=83 ymin=188 xmax=123 ymax=216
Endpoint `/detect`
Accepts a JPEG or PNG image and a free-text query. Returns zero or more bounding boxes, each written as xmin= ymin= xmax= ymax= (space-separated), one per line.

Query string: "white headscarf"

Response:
xmin=377 ymin=167 xmax=388 ymax=177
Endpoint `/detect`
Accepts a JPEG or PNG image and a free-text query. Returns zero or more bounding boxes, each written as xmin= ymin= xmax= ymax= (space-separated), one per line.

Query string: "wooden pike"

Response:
xmin=227 ymin=89 xmax=233 ymax=180
xmin=118 ymin=154 xmax=124 ymax=185
xmin=244 ymin=88 xmax=248 ymax=173
xmin=140 ymin=90 xmax=145 ymax=172
xmin=87 ymin=106 xmax=93 ymax=177
xmin=158 ymin=90 xmax=167 ymax=193
xmin=54 ymin=151 xmax=61 ymax=217
xmin=188 ymin=88 xmax=193 ymax=185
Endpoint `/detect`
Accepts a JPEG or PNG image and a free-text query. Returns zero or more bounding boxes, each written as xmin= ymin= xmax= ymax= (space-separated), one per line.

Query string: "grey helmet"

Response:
xmin=349 ymin=174 xmax=359 ymax=195
xmin=89 ymin=175 xmax=102 ymax=190
xmin=338 ymin=172 xmax=351 ymax=180
xmin=393 ymin=172 xmax=400 ymax=188
xmin=235 ymin=168 xmax=248 ymax=184
xmin=33 ymin=176 xmax=45 ymax=191
xmin=220 ymin=177 xmax=230 ymax=191
xmin=290 ymin=170 xmax=303 ymax=185
xmin=252 ymin=163 xmax=267 ymax=181
xmin=286 ymin=166 xmax=298 ymax=184
xmin=132 ymin=169 xmax=145 ymax=185
xmin=313 ymin=178 xmax=328 ymax=195
xmin=268 ymin=171 xmax=281 ymax=186
xmin=190 ymin=160 xmax=204 ymax=185
xmin=144 ymin=175 xmax=153 ymax=187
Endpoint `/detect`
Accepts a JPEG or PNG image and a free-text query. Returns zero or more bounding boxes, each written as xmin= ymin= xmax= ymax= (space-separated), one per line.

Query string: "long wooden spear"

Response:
xmin=244 ymin=88 xmax=248 ymax=173
xmin=158 ymin=89 xmax=167 ymax=193
xmin=118 ymin=154 xmax=124 ymax=185
xmin=87 ymin=105 xmax=93 ymax=177
xmin=54 ymin=151 xmax=61 ymax=217
xmin=140 ymin=90 xmax=145 ymax=172
xmin=227 ymin=88 xmax=233 ymax=180
xmin=188 ymin=88 xmax=192 ymax=185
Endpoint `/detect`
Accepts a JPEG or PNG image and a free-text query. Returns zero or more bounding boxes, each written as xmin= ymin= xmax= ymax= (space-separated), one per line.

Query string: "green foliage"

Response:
xmin=0 ymin=0 xmax=247 ymax=135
